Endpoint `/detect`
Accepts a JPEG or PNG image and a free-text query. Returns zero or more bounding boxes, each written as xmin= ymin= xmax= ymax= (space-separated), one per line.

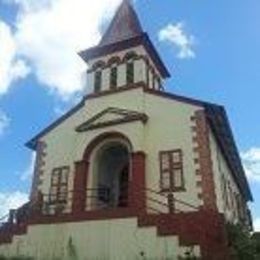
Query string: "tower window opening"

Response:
xmin=94 ymin=70 xmax=102 ymax=93
xmin=110 ymin=66 xmax=118 ymax=90
xmin=126 ymin=62 xmax=134 ymax=84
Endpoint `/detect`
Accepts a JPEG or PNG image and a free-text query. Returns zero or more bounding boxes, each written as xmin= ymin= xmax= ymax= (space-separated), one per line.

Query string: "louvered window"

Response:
xmin=110 ymin=67 xmax=118 ymax=89
xmin=94 ymin=70 xmax=102 ymax=93
xmin=49 ymin=167 xmax=69 ymax=204
xmin=126 ymin=62 xmax=134 ymax=84
xmin=159 ymin=150 xmax=184 ymax=191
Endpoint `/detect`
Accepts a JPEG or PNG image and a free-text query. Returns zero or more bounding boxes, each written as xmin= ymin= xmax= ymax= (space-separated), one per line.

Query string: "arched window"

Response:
xmin=123 ymin=51 xmax=138 ymax=62
xmin=94 ymin=70 xmax=102 ymax=93
xmin=124 ymin=51 xmax=137 ymax=85
xmin=126 ymin=62 xmax=134 ymax=84
xmin=110 ymin=66 xmax=118 ymax=90
xmin=92 ymin=60 xmax=106 ymax=71
xmin=107 ymin=56 xmax=121 ymax=66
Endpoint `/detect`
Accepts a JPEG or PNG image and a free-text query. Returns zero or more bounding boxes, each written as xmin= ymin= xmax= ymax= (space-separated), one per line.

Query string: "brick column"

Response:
xmin=192 ymin=110 xmax=217 ymax=211
xmin=72 ymin=160 xmax=89 ymax=215
xmin=130 ymin=152 xmax=146 ymax=213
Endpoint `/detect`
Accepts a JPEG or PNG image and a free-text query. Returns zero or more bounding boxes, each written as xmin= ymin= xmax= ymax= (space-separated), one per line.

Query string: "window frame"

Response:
xmin=126 ymin=61 xmax=134 ymax=85
xmin=94 ymin=70 xmax=102 ymax=93
xmin=49 ymin=166 xmax=69 ymax=205
xmin=159 ymin=149 xmax=185 ymax=192
xmin=110 ymin=66 xmax=118 ymax=90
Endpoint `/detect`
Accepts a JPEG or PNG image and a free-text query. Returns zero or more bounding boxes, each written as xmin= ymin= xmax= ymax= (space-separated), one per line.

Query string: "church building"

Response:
xmin=0 ymin=1 xmax=253 ymax=259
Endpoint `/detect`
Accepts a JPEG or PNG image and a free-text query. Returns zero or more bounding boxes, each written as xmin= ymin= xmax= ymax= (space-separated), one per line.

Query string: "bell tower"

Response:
xmin=79 ymin=0 xmax=170 ymax=94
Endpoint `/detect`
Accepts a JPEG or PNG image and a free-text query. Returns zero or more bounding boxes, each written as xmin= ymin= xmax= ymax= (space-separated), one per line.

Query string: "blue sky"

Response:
xmin=0 ymin=0 xmax=259 ymax=227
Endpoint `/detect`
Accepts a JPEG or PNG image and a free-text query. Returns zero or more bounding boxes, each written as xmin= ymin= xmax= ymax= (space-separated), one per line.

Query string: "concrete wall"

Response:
xmin=0 ymin=218 xmax=200 ymax=260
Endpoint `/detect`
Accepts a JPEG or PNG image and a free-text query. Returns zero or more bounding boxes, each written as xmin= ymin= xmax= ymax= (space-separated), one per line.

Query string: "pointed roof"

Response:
xmin=99 ymin=0 xmax=143 ymax=46
xmin=79 ymin=0 xmax=170 ymax=78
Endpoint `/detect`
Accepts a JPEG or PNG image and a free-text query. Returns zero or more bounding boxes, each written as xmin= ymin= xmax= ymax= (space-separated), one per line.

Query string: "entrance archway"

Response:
xmin=72 ymin=132 xmax=146 ymax=215
xmin=95 ymin=142 xmax=130 ymax=208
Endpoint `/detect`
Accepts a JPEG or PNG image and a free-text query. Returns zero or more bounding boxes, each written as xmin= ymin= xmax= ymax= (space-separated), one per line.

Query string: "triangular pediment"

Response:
xmin=76 ymin=107 xmax=148 ymax=132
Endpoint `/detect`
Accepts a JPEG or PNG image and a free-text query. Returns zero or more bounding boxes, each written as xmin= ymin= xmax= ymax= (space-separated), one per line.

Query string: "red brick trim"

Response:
xmin=83 ymin=131 xmax=133 ymax=160
xmin=130 ymin=151 xmax=146 ymax=212
xmin=73 ymin=131 xmax=135 ymax=213
xmin=84 ymin=81 xmax=147 ymax=99
xmin=72 ymin=160 xmax=89 ymax=215
xmin=29 ymin=208 xmax=136 ymax=225
xmin=87 ymin=53 xmax=142 ymax=73
xmin=1 ymin=210 xmax=230 ymax=260
xmin=107 ymin=56 xmax=121 ymax=66
xmin=192 ymin=110 xmax=217 ymax=211
xmin=83 ymin=132 xmax=146 ymax=212
xmin=138 ymin=210 xmax=230 ymax=260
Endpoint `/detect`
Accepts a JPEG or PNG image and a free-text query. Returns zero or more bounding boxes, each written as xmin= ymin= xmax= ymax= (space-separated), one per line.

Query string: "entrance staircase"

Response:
xmin=0 ymin=188 xmax=229 ymax=259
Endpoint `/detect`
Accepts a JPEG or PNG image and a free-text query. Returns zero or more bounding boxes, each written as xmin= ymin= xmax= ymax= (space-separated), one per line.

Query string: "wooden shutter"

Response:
xmin=49 ymin=167 xmax=69 ymax=204
xmin=159 ymin=149 xmax=184 ymax=192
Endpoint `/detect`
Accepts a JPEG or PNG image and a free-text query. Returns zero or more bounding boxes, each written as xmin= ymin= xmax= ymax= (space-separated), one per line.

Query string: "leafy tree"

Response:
xmin=227 ymin=223 xmax=256 ymax=260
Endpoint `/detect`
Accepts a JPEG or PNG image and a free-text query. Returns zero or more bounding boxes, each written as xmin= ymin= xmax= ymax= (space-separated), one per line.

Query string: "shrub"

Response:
xmin=227 ymin=223 xmax=257 ymax=260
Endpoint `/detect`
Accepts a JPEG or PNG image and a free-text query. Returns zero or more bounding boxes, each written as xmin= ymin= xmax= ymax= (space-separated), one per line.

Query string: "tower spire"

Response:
xmin=79 ymin=0 xmax=170 ymax=79
xmin=99 ymin=0 xmax=143 ymax=46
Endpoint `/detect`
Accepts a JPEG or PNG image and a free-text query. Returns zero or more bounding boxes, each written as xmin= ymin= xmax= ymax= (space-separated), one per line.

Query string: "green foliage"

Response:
xmin=0 ymin=256 xmax=33 ymax=260
xmin=227 ymin=223 xmax=257 ymax=260
xmin=252 ymin=233 xmax=260 ymax=259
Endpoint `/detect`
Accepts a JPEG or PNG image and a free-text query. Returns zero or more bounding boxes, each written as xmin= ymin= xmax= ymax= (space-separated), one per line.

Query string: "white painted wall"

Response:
xmin=35 ymin=87 xmax=205 ymax=213
xmin=38 ymin=88 xmax=145 ymax=206
xmin=143 ymin=94 xmax=203 ymax=212
xmin=85 ymin=45 xmax=163 ymax=93
xmin=0 ymin=218 xmax=200 ymax=260
xmin=209 ymin=130 xmax=244 ymax=223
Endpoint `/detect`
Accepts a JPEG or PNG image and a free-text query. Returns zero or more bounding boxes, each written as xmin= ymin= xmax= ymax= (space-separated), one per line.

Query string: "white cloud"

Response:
xmin=254 ymin=218 xmax=260 ymax=232
xmin=20 ymin=152 xmax=36 ymax=181
xmin=0 ymin=20 xmax=30 ymax=95
xmin=0 ymin=110 xmax=10 ymax=137
xmin=0 ymin=191 xmax=28 ymax=219
xmin=2 ymin=0 xmax=122 ymax=99
xmin=158 ymin=22 xmax=196 ymax=59
xmin=241 ymin=147 xmax=260 ymax=182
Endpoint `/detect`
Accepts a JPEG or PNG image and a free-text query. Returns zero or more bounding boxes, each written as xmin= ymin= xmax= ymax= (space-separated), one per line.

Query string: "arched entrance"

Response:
xmin=95 ymin=142 xmax=130 ymax=208
xmin=72 ymin=132 xmax=146 ymax=215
